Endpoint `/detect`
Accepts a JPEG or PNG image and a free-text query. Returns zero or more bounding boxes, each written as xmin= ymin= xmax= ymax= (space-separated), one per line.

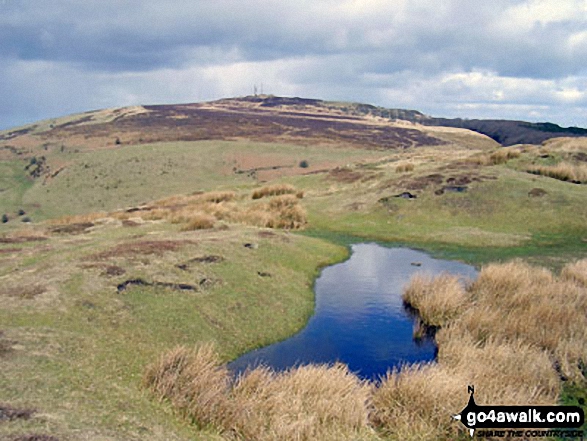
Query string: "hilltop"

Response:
xmin=3 ymin=96 xmax=585 ymax=154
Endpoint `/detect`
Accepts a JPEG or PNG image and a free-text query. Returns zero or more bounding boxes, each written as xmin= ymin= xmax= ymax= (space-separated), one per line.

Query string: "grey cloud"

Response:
xmin=1 ymin=0 xmax=587 ymax=129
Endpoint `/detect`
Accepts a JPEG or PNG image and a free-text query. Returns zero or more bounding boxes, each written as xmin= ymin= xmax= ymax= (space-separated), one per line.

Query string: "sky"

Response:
xmin=1 ymin=0 xmax=587 ymax=130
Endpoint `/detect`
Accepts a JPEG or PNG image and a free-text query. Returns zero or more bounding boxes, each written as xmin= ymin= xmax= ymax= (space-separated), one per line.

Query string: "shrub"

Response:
xmin=299 ymin=160 xmax=309 ymax=168
xmin=1 ymin=214 xmax=8 ymax=223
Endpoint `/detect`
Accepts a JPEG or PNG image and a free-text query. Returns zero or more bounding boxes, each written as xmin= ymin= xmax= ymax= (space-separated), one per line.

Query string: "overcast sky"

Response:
xmin=1 ymin=0 xmax=587 ymax=130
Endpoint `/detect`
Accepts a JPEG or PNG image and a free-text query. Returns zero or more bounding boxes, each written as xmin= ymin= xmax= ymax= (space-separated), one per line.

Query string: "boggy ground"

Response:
xmin=0 ymin=100 xmax=586 ymax=440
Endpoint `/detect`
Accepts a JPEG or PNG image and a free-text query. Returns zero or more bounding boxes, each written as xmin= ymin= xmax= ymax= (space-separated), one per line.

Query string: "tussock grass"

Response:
xmin=395 ymin=162 xmax=414 ymax=173
xmin=141 ymin=189 xmax=305 ymax=230
xmin=470 ymin=148 xmax=521 ymax=166
xmin=561 ymin=258 xmax=587 ymax=287
xmin=145 ymin=260 xmax=587 ymax=440
xmin=94 ymin=188 xmax=307 ymax=231
xmin=239 ymin=197 xmax=307 ymax=229
xmin=202 ymin=191 xmax=236 ymax=203
xmin=252 ymin=184 xmax=297 ymax=199
xmin=527 ymin=162 xmax=587 ymax=183
xmin=403 ymin=273 xmax=470 ymax=327
xmin=489 ymin=148 xmax=520 ymax=164
xmin=371 ymin=363 xmax=464 ymax=440
xmin=405 ymin=259 xmax=587 ymax=384
xmin=380 ymin=259 xmax=584 ymax=439
xmin=143 ymin=344 xmax=230 ymax=426
xmin=180 ymin=214 xmax=216 ymax=231
xmin=46 ymin=211 xmax=107 ymax=225
xmin=144 ymin=345 xmax=371 ymax=441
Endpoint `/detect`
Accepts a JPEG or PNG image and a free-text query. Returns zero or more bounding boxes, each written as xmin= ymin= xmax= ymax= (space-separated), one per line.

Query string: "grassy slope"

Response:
xmin=16 ymin=141 xmax=383 ymax=220
xmin=0 ymin=161 xmax=34 ymax=220
xmin=1 ymin=111 xmax=586 ymax=440
xmin=0 ymin=222 xmax=347 ymax=440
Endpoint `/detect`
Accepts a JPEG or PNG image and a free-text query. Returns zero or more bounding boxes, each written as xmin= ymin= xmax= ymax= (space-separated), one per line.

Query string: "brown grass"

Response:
xmin=110 ymin=187 xmax=306 ymax=231
xmin=469 ymin=148 xmax=521 ymax=166
xmin=405 ymin=259 xmax=587 ymax=384
xmin=488 ymin=148 xmax=520 ymax=164
xmin=240 ymin=196 xmax=307 ymax=229
xmin=144 ymin=260 xmax=587 ymax=440
xmin=180 ymin=214 xmax=216 ymax=231
xmin=403 ymin=273 xmax=470 ymax=327
xmin=252 ymin=184 xmax=297 ymax=200
xmin=46 ymin=212 xmax=107 ymax=226
xmin=395 ymin=162 xmax=415 ymax=173
xmin=144 ymin=345 xmax=370 ymax=441
xmin=0 ymin=230 xmax=48 ymax=243
xmin=527 ymin=161 xmax=587 ymax=183
xmin=202 ymin=191 xmax=236 ymax=203
xmin=0 ymin=285 xmax=46 ymax=299
xmin=561 ymin=258 xmax=587 ymax=287
xmin=374 ymin=259 xmax=583 ymax=439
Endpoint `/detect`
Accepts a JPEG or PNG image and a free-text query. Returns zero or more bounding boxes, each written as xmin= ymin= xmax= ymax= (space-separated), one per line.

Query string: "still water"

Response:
xmin=229 ymin=243 xmax=477 ymax=380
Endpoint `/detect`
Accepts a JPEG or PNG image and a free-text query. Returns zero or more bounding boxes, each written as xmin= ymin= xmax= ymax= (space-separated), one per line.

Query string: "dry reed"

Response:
xmin=144 ymin=345 xmax=371 ymax=441
xmin=395 ymin=163 xmax=415 ymax=173
xmin=252 ymin=184 xmax=297 ymax=200
xmin=403 ymin=273 xmax=470 ymax=327
xmin=144 ymin=254 xmax=587 ymax=440
xmin=527 ymin=162 xmax=587 ymax=183
xmin=180 ymin=214 xmax=215 ymax=231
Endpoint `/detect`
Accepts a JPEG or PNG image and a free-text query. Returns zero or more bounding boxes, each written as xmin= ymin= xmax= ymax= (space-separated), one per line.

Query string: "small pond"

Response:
xmin=228 ymin=243 xmax=478 ymax=380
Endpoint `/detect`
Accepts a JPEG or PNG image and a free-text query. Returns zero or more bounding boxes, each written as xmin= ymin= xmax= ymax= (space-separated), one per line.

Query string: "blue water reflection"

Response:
xmin=228 ymin=244 xmax=477 ymax=380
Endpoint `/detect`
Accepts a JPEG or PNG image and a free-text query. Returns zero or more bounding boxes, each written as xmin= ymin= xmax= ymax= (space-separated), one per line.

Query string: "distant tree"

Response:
xmin=21 ymin=216 xmax=31 ymax=223
xmin=115 ymin=137 xmax=121 ymax=145
xmin=299 ymin=160 xmax=309 ymax=168
xmin=1 ymin=214 xmax=8 ymax=223
xmin=17 ymin=209 xmax=25 ymax=216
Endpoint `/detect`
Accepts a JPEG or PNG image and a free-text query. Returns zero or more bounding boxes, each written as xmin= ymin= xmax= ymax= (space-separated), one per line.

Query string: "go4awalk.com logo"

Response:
xmin=453 ymin=386 xmax=585 ymax=438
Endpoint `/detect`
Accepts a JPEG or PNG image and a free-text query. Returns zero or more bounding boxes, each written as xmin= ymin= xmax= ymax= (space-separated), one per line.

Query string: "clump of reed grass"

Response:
xmin=201 ymin=191 xmax=236 ymax=203
xmin=145 ymin=259 xmax=586 ymax=440
xmin=46 ymin=211 xmax=107 ymax=225
xmin=239 ymin=195 xmax=307 ymax=229
xmin=370 ymin=363 xmax=465 ymax=440
xmin=403 ymin=273 xmax=470 ymax=327
xmin=488 ymin=148 xmax=520 ymax=164
xmin=179 ymin=213 xmax=215 ymax=231
xmin=469 ymin=148 xmax=521 ymax=166
xmin=395 ymin=162 xmax=414 ymax=173
xmin=527 ymin=162 xmax=587 ymax=183
xmin=143 ymin=344 xmax=230 ymax=426
xmin=144 ymin=345 xmax=370 ymax=441
xmin=404 ymin=259 xmax=587 ymax=383
xmin=561 ymin=258 xmax=587 ymax=287
xmin=252 ymin=184 xmax=297 ymax=200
